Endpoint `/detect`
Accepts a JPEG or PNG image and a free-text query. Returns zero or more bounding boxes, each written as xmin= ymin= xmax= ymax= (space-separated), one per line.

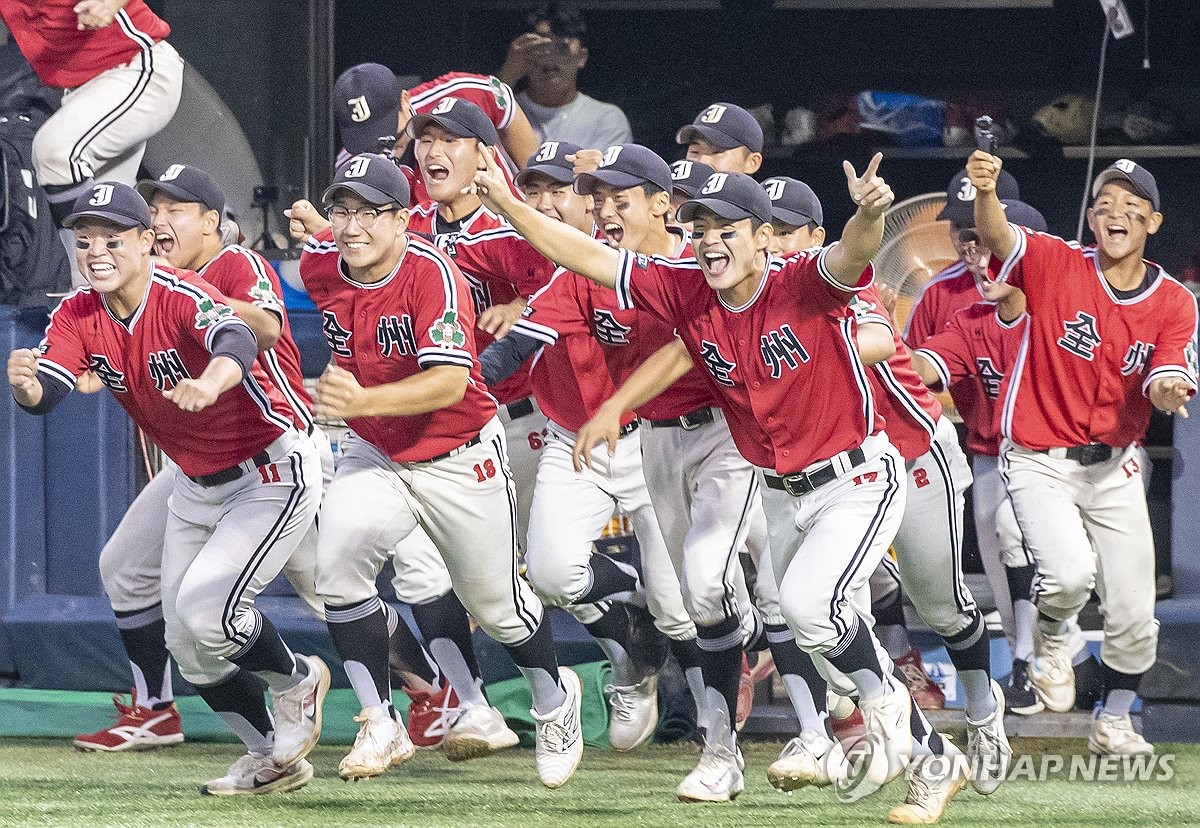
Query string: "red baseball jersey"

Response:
xmin=0 ymin=1 xmax=169 ymax=89
xmin=299 ymin=234 xmax=496 ymax=462
xmin=915 ymin=302 xmax=1027 ymax=456
xmin=903 ymin=261 xmax=983 ymax=435
xmin=849 ymin=284 xmax=941 ymax=461
xmin=198 ymin=245 xmax=314 ymax=433
xmin=993 ymin=226 xmax=1199 ymax=450
xmin=409 ymin=204 xmax=556 ymax=405
xmin=512 ymin=267 xmax=638 ymax=433
xmin=409 ymin=72 xmax=517 ymax=131
xmin=614 ymin=246 xmax=880 ymax=474
xmin=35 ymin=265 xmax=293 ymax=477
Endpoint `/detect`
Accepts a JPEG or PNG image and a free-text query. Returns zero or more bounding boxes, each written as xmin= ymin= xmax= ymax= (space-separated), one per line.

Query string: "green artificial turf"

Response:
xmin=0 ymin=738 xmax=1196 ymax=828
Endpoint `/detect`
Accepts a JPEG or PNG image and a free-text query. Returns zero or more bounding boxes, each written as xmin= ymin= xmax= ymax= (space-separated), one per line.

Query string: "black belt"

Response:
xmin=764 ymin=447 xmax=866 ymax=497
xmin=504 ymin=396 xmax=535 ymax=420
xmin=648 ymin=407 xmax=714 ymax=430
xmin=422 ymin=434 xmax=482 ymax=464
xmin=1041 ymin=443 xmax=1114 ymax=466
xmin=619 ymin=420 xmax=639 ymax=437
xmin=190 ymin=450 xmax=271 ymax=488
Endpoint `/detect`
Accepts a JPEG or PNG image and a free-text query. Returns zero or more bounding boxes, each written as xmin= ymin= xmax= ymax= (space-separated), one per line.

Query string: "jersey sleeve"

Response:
xmin=991 ymin=225 xmax=1077 ymax=307
xmin=512 ymin=269 xmax=589 ymax=345
xmin=171 ymin=274 xmax=251 ymax=355
xmin=411 ymin=254 xmax=477 ymax=371
xmin=848 ymin=282 xmax=895 ymax=330
xmin=35 ymin=293 xmax=90 ymax=393
xmin=613 ymin=249 xmax=688 ymax=324
xmin=904 ymin=283 xmax=941 ymax=348
xmin=454 ymin=231 xmax=556 ymax=299
xmin=207 ymin=247 xmax=286 ymax=319
xmin=782 ymin=245 xmax=873 ymax=307
xmin=1144 ymin=284 xmax=1200 ymax=395
xmin=914 ymin=315 xmax=977 ymax=391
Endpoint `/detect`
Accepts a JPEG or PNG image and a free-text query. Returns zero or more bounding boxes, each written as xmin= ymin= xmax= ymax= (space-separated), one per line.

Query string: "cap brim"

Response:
xmin=340 ymin=110 xmax=401 ymax=155
xmin=1091 ymin=169 xmax=1157 ymax=208
xmin=573 ymin=169 xmax=647 ymax=195
xmin=514 ymin=164 xmax=575 ymax=188
xmin=677 ymin=197 xmax=755 ymax=225
xmin=63 ymin=209 xmax=146 ymax=230
xmin=407 ymin=113 xmax=473 ymax=141
xmin=675 ymin=124 xmax=740 ymax=151
xmin=321 ymin=181 xmax=400 ymax=207
xmin=770 ymin=206 xmax=818 ymax=228
xmin=937 ymin=198 xmax=975 ymax=225
xmin=672 ymin=182 xmax=703 ymax=199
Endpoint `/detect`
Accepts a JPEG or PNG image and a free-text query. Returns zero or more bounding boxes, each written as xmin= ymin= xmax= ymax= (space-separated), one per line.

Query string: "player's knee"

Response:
xmin=1102 ymin=617 xmax=1159 ymax=674
xmin=683 ymin=590 xmax=734 ymax=629
xmin=523 ymin=554 xmax=584 ymax=606
xmin=778 ymin=598 xmax=834 ymax=652
xmin=31 ymin=129 xmax=78 ymax=187
xmin=97 ymin=545 xmax=130 ymax=600
xmin=1043 ymin=563 xmax=1096 ymax=607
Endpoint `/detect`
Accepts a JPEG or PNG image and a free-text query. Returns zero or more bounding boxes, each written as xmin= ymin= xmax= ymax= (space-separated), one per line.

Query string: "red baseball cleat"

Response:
xmin=895 ymin=646 xmax=946 ymax=710
xmin=735 ymin=653 xmax=754 ymax=731
xmin=73 ymin=690 xmax=184 ymax=752
xmin=403 ymin=680 xmax=460 ymax=749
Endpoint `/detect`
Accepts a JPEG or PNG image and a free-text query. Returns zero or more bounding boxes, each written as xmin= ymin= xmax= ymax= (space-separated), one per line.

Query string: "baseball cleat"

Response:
xmin=1005 ymin=659 xmax=1044 ymax=715
xmin=838 ymin=677 xmax=913 ymax=801
xmin=1030 ymin=631 xmax=1075 ymax=713
xmin=339 ymin=705 xmax=415 ymax=781
xmin=403 ymin=680 xmax=460 ymax=749
xmin=1089 ymin=711 xmax=1154 ymax=756
xmin=73 ymin=690 xmax=183 ymax=752
xmin=533 ymin=667 xmax=583 ymax=789
xmin=895 ymin=647 xmax=945 ymax=711
xmin=270 ymin=654 xmax=330 ymax=768
xmin=442 ymin=704 xmax=520 ymax=761
xmin=677 ymin=741 xmax=745 ymax=803
xmin=735 ymin=653 xmax=754 ymax=731
xmin=887 ymin=737 xmax=968 ymax=824
xmin=767 ymin=730 xmax=847 ymax=791
xmin=965 ymin=680 xmax=1011 ymax=795
xmin=200 ymin=754 xmax=313 ymax=796
xmin=606 ymin=674 xmax=658 ymax=751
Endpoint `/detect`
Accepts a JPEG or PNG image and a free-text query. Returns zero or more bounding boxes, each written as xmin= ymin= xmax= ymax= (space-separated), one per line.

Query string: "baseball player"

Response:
xmin=677 ymin=103 xmax=763 ymax=175
xmin=70 ymin=164 xmax=328 ymax=753
xmin=8 ymin=182 xmax=328 ymax=796
xmin=0 ymin=1 xmax=183 ymax=228
xmin=472 ymin=148 xmax=967 ymax=816
xmin=301 ymin=155 xmax=583 ymax=787
xmin=903 ymin=199 xmax=1052 ymax=716
xmin=478 ymin=146 xmax=700 ymax=758
xmin=286 ymin=63 xmax=534 ymax=239
xmin=668 ymin=159 xmax=714 ymax=224
xmin=968 ymin=153 xmax=1197 ymax=756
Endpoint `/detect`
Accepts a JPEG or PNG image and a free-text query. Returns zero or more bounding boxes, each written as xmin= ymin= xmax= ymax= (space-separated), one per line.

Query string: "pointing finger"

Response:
xmin=842 ymin=160 xmax=858 ymax=186
xmin=864 ymin=151 xmax=884 ymax=180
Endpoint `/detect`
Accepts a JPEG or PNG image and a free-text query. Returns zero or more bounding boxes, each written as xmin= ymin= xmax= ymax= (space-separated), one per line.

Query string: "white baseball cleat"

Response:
xmin=676 ymin=741 xmax=745 ymax=803
xmin=200 ymin=753 xmax=313 ymax=796
xmin=1030 ymin=631 xmax=1075 ymax=713
xmin=442 ymin=704 xmax=520 ymax=761
xmin=1089 ymin=711 xmax=1154 ymax=756
xmin=533 ymin=667 xmax=584 ymax=789
xmin=270 ymin=654 xmax=331 ymax=768
xmin=338 ymin=705 xmax=415 ymax=781
xmin=887 ymin=737 xmax=969 ymax=824
xmin=840 ymin=677 xmax=913 ymax=801
xmin=767 ymin=729 xmax=847 ymax=791
xmin=606 ymin=674 xmax=658 ymax=751
xmin=966 ymin=679 xmax=1012 ymax=795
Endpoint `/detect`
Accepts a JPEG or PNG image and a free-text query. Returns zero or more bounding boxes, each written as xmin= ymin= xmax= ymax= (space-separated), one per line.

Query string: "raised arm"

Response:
xmin=471 ymin=143 xmax=620 ymax=288
xmin=500 ymin=104 xmax=542 ymax=171
xmin=966 ymin=150 xmax=1017 ymax=261
xmin=822 ymin=152 xmax=894 ymax=286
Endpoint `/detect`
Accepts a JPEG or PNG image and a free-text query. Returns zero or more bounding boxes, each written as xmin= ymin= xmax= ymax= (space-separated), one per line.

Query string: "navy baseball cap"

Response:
xmin=677 ymin=172 xmax=773 ymax=226
xmin=762 ymin=176 xmax=823 ymax=227
xmin=137 ymin=165 xmax=225 ymax=215
xmin=675 ymin=103 xmax=764 ymax=153
xmin=64 ymin=182 xmax=151 ymax=230
xmin=669 ymin=159 xmax=714 ymax=199
xmin=999 ymin=199 xmax=1048 ymax=233
xmin=334 ymin=63 xmax=402 ymax=155
xmin=1092 ymin=159 xmax=1160 ymax=211
xmin=938 ymin=166 xmax=1020 ymax=224
xmin=321 ymin=153 xmax=411 ymax=207
xmin=515 ymin=141 xmax=582 ymax=187
xmin=574 ymin=144 xmax=673 ymax=196
xmin=407 ymin=97 xmax=500 ymax=147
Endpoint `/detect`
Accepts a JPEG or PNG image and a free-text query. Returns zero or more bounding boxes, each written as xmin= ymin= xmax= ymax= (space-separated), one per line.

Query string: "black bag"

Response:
xmin=0 ymin=111 xmax=72 ymax=307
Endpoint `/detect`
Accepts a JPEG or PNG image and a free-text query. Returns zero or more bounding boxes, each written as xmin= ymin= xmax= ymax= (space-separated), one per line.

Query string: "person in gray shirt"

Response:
xmin=498 ymin=3 xmax=632 ymax=149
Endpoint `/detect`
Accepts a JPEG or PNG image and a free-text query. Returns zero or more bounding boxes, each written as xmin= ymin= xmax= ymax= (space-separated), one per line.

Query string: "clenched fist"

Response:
xmin=7 ymin=348 xmax=43 ymax=407
xmin=163 ymin=377 xmax=221 ymax=412
xmin=285 ymin=199 xmax=331 ymax=242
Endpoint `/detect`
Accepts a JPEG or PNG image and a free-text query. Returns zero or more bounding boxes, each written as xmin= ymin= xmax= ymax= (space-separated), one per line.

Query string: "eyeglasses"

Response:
xmin=326 ymin=204 xmax=398 ymax=229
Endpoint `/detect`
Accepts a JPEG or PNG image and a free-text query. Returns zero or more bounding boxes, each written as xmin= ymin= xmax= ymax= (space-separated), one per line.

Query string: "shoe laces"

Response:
xmin=535 ymin=717 xmax=573 ymax=753
xmin=903 ymin=761 xmax=938 ymax=810
xmin=605 ymin=682 xmax=646 ymax=722
xmin=697 ymin=742 xmax=739 ymax=775
xmin=351 ymin=711 xmax=392 ymax=749
xmin=230 ymin=752 xmax=269 ymax=777
xmin=898 ymin=661 xmax=934 ymax=690
xmin=1099 ymin=713 xmax=1139 ymax=742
